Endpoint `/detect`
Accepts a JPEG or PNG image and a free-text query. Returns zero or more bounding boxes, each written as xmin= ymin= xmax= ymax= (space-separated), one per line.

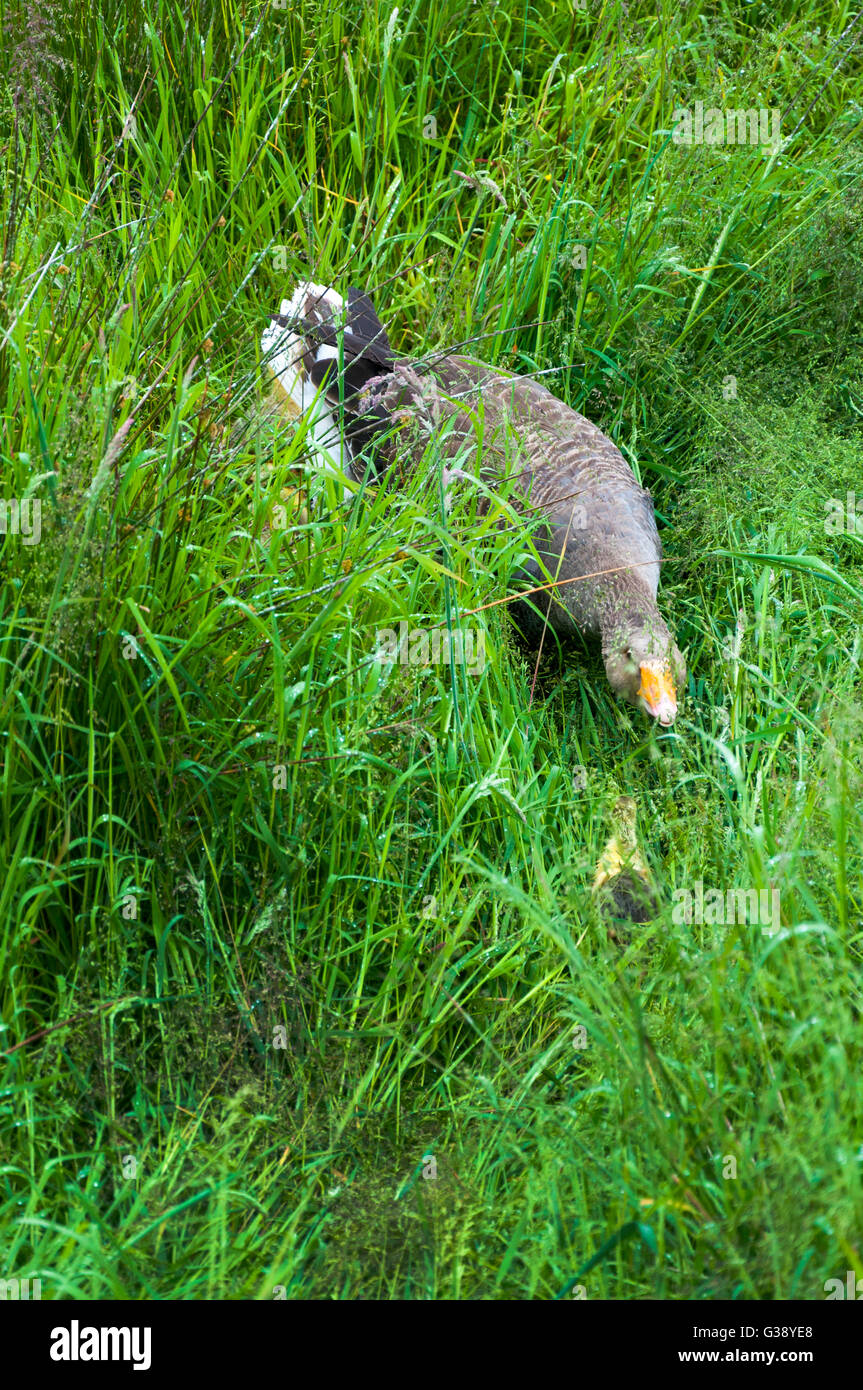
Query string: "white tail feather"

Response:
xmin=260 ymin=282 xmax=352 ymax=491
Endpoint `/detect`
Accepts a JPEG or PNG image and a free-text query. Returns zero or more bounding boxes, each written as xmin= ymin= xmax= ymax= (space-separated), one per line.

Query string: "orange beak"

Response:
xmin=637 ymin=663 xmax=678 ymax=726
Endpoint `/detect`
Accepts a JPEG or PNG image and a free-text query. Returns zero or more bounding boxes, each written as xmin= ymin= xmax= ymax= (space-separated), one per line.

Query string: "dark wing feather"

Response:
xmin=346 ymin=287 xmax=392 ymax=356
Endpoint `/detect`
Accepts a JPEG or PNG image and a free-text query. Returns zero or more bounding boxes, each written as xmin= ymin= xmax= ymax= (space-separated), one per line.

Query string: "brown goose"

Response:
xmin=261 ymin=281 xmax=685 ymax=724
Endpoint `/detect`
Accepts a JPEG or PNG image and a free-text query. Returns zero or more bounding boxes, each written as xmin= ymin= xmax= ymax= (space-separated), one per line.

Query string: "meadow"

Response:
xmin=1 ymin=0 xmax=862 ymax=1299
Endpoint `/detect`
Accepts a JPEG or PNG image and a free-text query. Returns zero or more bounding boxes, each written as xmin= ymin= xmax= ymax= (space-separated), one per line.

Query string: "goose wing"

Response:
xmin=363 ymin=355 xmax=662 ymax=605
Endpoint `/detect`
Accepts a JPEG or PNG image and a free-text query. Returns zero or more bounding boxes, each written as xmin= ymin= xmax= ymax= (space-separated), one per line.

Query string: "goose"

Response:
xmin=591 ymin=795 xmax=658 ymax=929
xmin=260 ymin=280 xmax=685 ymax=725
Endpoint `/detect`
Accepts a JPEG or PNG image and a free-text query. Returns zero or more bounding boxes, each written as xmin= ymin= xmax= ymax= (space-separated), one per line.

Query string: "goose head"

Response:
xmin=604 ymin=623 xmax=685 ymax=727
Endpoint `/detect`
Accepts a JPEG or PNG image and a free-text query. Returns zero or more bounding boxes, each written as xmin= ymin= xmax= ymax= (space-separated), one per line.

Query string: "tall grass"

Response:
xmin=1 ymin=0 xmax=861 ymax=1298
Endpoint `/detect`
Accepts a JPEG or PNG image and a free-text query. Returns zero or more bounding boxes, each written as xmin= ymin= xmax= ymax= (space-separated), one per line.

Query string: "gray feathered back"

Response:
xmin=272 ymin=284 xmax=666 ymax=646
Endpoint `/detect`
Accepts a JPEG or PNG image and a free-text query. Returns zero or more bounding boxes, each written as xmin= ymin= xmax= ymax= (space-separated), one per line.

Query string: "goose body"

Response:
xmin=261 ymin=281 xmax=684 ymax=723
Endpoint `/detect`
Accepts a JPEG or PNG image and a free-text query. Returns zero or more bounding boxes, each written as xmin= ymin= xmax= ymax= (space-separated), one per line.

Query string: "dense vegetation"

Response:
xmin=1 ymin=0 xmax=861 ymax=1299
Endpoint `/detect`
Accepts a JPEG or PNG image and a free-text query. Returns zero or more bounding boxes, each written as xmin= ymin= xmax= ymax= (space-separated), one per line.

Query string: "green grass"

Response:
xmin=1 ymin=0 xmax=862 ymax=1299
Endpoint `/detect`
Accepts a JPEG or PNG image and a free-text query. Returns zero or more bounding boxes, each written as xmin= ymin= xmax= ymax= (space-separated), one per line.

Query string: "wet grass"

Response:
xmin=1 ymin=0 xmax=862 ymax=1299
